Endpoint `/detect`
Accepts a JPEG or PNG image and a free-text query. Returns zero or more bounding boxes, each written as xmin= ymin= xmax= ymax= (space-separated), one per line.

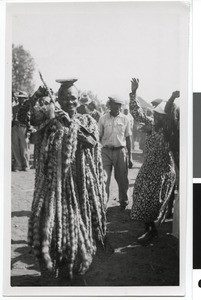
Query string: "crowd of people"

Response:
xmin=11 ymin=77 xmax=180 ymax=285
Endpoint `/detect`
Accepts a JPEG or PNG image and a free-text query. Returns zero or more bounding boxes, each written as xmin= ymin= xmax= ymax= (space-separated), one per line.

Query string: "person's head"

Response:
xmin=108 ymin=96 xmax=123 ymax=117
xmin=151 ymin=98 xmax=163 ymax=108
xmin=88 ymin=100 xmax=97 ymax=111
xmin=17 ymin=91 xmax=28 ymax=105
xmin=79 ymin=91 xmax=91 ymax=107
xmin=123 ymin=105 xmax=129 ymax=115
xmin=57 ymin=79 xmax=79 ymax=117
xmin=123 ymin=108 xmax=129 ymax=115
xmin=31 ymin=95 xmax=54 ymax=126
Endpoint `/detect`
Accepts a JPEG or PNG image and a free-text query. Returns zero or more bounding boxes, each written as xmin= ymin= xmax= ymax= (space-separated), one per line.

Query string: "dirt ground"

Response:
xmin=11 ymin=149 xmax=179 ymax=287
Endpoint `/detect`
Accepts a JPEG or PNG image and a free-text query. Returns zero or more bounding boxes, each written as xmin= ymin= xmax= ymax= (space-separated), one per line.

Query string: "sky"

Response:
xmin=9 ymin=1 xmax=189 ymax=104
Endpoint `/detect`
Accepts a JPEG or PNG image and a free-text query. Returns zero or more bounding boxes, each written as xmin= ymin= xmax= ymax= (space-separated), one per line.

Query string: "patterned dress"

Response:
xmin=129 ymin=93 xmax=176 ymax=223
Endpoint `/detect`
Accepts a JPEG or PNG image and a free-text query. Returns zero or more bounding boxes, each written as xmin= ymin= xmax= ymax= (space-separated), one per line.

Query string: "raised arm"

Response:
xmin=15 ymin=87 xmax=47 ymax=121
xmin=164 ymin=91 xmax=180 ymax=167
xmin=129 ymin=78 xmax=153 ymax=126
xmin=164 ymin=90 xmax=180 ymax=142
xmin=29 ymin=86 xmax=50 ymax=107
xmin=164 ymin=90 xmax=180 ymax=116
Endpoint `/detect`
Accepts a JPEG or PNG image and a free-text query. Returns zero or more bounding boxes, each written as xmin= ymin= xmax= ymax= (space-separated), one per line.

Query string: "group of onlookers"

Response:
xmin=11 ymin=87 xmax=143 ymax=173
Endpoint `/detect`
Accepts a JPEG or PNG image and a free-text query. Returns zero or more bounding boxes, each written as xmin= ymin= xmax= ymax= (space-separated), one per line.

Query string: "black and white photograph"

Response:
xmin=3 ymin=0 xmax=190 ymax=297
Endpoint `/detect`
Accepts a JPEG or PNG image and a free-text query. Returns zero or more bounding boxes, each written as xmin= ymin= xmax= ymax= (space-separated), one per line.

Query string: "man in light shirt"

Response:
xmin=98 ymin=95 xmax=133 ymax=210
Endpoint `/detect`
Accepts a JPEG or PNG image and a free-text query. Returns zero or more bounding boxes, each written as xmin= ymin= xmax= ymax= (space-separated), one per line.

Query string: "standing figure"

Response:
xmin=88 ymin=100 xmax=102 ymax=122
xmin=129 ymin=78 xmax=178 ymax=243
xmin=123 ymin=105 xmax=134 ymax=150
xmin=76 ymin=91 xmax=90 ymax=115
xmin=98 ymin=95 xmax=133 ymax=210
xmin=12 ymin=91 xmax=31 ymax=171
xmin=27 ymin=79 xmax=107 ymax=285
xmin=164 ymin=91 xmax=180 ymax=237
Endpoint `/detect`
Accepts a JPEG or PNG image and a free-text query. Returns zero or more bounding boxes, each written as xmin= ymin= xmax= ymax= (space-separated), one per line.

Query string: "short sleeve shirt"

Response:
xmin=98 ymin=112 xmax=132 ymax=147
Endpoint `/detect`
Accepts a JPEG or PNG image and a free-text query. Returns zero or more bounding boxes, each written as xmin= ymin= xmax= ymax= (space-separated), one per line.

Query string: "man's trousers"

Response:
xmin=101 ymin=147 xmax=129 ymax=207
xmin=12 ymin=125 xmax=29 ymax=170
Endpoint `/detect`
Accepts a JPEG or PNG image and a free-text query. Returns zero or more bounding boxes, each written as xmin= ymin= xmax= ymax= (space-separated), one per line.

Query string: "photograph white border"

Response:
xmin=1 ymin=0 xmax=192 ymax=298
xmin=193 ymin=2 xmax=201 ymax=300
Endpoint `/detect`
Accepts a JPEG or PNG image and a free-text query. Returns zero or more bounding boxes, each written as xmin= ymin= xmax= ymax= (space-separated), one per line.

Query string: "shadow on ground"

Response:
xmin=11 ymin=205 xmax=179 ymax=287
xmin=11 ymin=274 xmax=41 ymax=287
xmin=78 ymin=207 xmax=179 ymax=286
xmin=11 ymin=154 xmax=179 ymax=288
xmin=11 ymin=210 xmax=31 ymax=218
xmin=11 ymin=239 xmax=27 ymax=245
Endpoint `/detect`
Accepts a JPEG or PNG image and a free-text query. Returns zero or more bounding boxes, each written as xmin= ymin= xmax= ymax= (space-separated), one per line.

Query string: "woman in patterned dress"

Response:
xmin=129 ymin=78 xmax=179 ymax=244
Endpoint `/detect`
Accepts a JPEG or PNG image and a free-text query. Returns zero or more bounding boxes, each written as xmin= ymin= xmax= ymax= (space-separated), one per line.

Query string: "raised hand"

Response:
xmin=34 ymin=86 xmax=49 ymax=98
xmin=172 ymin=91 xmax=180 ymax=99
xmin=131 ymin=78 xmax=139 ymax=93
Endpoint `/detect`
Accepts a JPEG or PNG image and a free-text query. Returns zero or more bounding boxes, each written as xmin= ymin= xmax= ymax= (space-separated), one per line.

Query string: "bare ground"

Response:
xmin=11 ymin=151 xmax=179 ymax=287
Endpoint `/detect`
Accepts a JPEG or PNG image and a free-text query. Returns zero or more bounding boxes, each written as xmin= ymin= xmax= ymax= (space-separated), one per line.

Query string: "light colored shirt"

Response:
xmin=98 ymin=112 xmax=132 ymax=147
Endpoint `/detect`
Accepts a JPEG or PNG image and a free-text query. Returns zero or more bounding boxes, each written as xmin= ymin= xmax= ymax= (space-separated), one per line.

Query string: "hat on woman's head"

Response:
xmin=56 ymin=78 xmax=78 ymax=89
xmin=153 ymin=103 xmax=166 ymax=114
xmin=57 ymin=78 xmax=79 ymax=101
xmin=151 ymin=98 xmax=166 ymax=108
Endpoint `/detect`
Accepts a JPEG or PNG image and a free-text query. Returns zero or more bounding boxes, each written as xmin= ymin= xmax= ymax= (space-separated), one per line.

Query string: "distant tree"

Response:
xmin=12 ymin=44 xmax=35 ymax=94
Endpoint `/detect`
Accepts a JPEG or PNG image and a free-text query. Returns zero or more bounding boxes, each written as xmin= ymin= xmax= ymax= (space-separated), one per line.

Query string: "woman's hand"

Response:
xmin=131 ymin=78 xmax=139 ymax=93
xmin=171 ymin=91 xmax=180 ymax=99
xmin=34 ymin=86 xmax=49 ymax=98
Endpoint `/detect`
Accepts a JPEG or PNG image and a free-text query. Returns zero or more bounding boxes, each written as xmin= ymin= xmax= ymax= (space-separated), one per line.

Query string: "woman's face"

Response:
xmin=154 ymin=111 xmax=165 ymax=127
xmin=59 ymin=86 xmax=79 ymax=116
